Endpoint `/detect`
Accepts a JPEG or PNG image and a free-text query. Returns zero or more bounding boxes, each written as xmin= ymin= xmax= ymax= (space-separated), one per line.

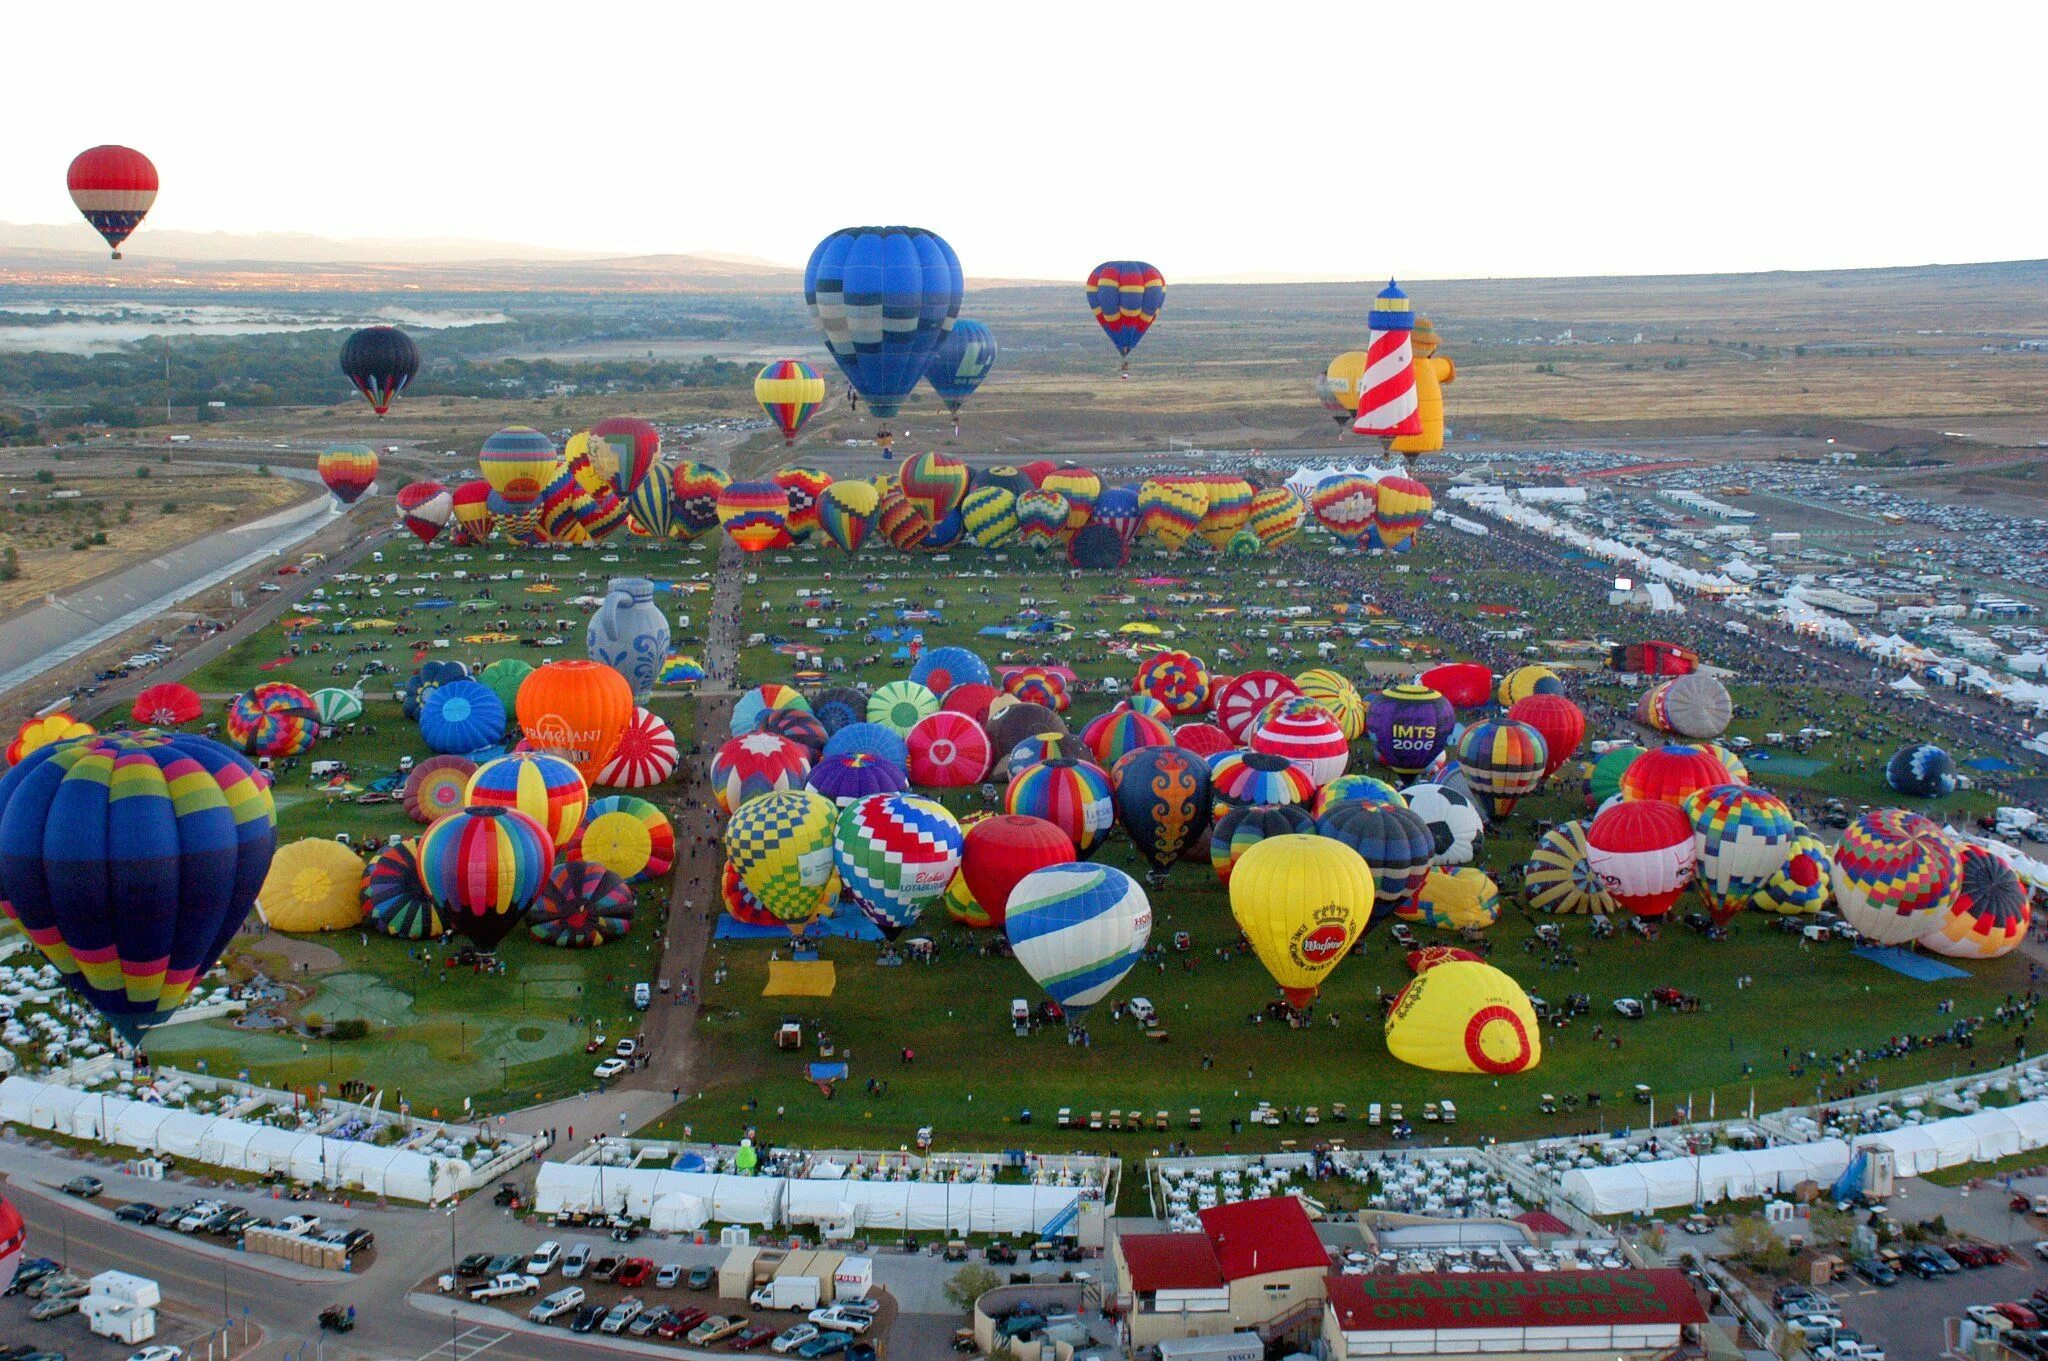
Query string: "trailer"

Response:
xmin=82 ymin=1296 xmax=157 ymax=1344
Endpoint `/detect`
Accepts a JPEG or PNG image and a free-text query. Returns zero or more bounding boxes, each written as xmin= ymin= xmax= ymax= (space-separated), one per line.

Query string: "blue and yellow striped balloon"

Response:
xmin=1005 ymin=863 xmax=1152 ymax=1029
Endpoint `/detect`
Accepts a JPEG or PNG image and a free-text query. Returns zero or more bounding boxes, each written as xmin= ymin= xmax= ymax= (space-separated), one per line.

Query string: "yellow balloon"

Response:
xmin=1323 ymin=351 xmax=1370 ymax=415
xmin=1384 ymin=959 xmax=1541 ymax=1074
xmin=1294 ymin=668 xmax=1365 ymax=741
xmin=1388 ymin=318 xmax=1455 ymax=457
xmin=565 ymin=431 xmax=619 ymax=496
xmin=1411 ymin=867 xmax=1502 ymax=931
xmin=257 ymin=837 xmax=367 ymax=933
xmin=1497 ymin=665 xmax=1561 ymax=708
xmin=1227 ymin=833 xmax=1373 ymax=1011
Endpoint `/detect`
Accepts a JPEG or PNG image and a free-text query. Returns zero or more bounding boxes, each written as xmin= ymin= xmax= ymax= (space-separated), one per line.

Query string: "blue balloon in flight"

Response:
xmin=924 ymin=318 xmax=998 ymax=418
xmin=805 ymin=226 xmax=964 ymax=419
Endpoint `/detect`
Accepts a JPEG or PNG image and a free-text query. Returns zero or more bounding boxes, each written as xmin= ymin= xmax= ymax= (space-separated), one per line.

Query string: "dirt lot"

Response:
xmin=0 ymin=449 xmax=310 ymax=615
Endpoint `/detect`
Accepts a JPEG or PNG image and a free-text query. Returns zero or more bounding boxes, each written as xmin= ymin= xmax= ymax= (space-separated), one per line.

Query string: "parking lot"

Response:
xmin=1774 ymin=1249 xmax=2044 ymax=1359
xmin=1 ymin=1266 xmax=224 ymax=1361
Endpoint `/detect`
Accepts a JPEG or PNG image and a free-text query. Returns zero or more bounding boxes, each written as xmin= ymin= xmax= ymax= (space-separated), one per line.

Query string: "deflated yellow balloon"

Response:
xmin=257 ymin=837 xmax=367 ymax=933
xmin=1384 ymin=959 xmax=1541 ymax=1074
xmin=1227 ymin=833 xmax=1373 ymax=1011
xmin=1411 ymin=867 xmax=1502 ymax=931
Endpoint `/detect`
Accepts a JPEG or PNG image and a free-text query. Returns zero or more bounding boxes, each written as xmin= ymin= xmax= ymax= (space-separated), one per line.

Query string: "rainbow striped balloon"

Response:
xmin=466 ymin=752 xmax=590 ymax=847
xmin=755 ymin=359 xmax=825 ymax=446
xmin=1005 ymin=756 xmax=1115 ymax=858
xmin=1352 ymin=280 xmax=1423 ymax=440
xmin=1452 ymin=718 xmax=1548 ymax=820
xmin=573 ymin=794 xmax=675 ymax=883
xmin=419 ymin=804 xmax=555 ymax=952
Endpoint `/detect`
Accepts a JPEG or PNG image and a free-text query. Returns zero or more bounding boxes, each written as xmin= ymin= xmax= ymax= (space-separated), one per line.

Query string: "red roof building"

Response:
xmin=1323 ymin=1269 xmax=1707 ymax=1359
xmin=1197 ymin=1197 xmax=1332 ymax=1280
xmin=1117 ymin=1234 xmax=1225 ymax=1293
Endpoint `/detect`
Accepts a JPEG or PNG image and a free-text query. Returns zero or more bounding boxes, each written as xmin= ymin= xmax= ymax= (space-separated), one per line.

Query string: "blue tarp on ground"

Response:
xmin=1853 ymin=946 xmax=1971 ymax=981
xmin=1967 ymin=757 xmax=2019 ymax=772
xmin=808 ymin=1062 xmax=849 ymax=1084
xmin=713 ymin=911 xmax=885 ymax=943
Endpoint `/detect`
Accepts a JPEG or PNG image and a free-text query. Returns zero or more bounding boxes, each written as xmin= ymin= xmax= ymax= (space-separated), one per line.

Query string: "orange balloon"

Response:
xmin=516 ymin=660 xmax=632 ymax=781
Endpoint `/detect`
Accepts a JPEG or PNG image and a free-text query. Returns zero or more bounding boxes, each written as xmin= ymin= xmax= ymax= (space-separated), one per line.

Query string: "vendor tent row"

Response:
xmin=533 ymin=1161 xmax=1087 ymax=1235
xmin=0 ymin=1075 xmax=474 ymax=1203
xmin=1557 ymin=1097 xmax=2048 ymax=1215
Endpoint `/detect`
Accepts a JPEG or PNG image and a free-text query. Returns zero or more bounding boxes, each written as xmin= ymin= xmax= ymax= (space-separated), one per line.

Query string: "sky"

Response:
xmin=8 ymin=1 xmax=2045 ymax=282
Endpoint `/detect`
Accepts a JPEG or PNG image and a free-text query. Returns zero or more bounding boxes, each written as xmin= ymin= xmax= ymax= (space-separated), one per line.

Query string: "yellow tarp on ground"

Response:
xmin=764 ymin=961 xmax=837 ymax=997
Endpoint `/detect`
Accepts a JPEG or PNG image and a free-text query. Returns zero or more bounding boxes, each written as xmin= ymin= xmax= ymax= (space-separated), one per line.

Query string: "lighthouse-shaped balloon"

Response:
xmin=1351 ymin=280 xmax=1423 ymax=442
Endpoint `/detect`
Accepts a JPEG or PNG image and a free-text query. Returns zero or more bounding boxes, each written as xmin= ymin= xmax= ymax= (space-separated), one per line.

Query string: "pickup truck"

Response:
xmin=468 ymin=1274 xmax=541 ymax=1302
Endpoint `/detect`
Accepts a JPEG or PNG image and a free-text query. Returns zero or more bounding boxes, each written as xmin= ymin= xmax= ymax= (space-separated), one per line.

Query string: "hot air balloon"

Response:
xmin=478 ymin=659 xmax=532 ymax=714
xmin=0 ymin=732 xmax=275 ymax=1039
xmin=1685 ymin=784 xmax=1795 ymax=921
xmin=339 ymin=326 xmax=419 ymax=416
xmin=1385 ymin=961 xmax=1541 ymax=1075
xmin=1006 ymin=863 xmax=1152 ymax=1035
xmin=363 ymin=840 xmax=443 ymax=940
xmin=725 ymin=789 xmax=840 ymax=934
xmin=68 ymin=144 xmax=158 ymax=257
xmin=597 ymin=707 xmax=679 ymax=789
xmin=1919 ymin=844 xmax=2030 ymax=959
xmin=1586 ymin=799 xmax=1696 ymax=917
xmin=1750 ymin=827 xmax=1833 ymax=916
xmin=672 ymin=462 xmax=730 ymax=540
xmin=1134 ymin=650 xmax=1211 ymax=716
xmin=479 ymin=426 xmax=557 ymax=504
xmin=226 ymin=682 xmax=321 ymax=758
xmin=1138 ymin=477 xmax=1206 ymax=551
xmin=960 ymin=486 xmax=1018 ymax=547
xmin=131 ymin=682 xmax=202 ymax=727
xmin=402 ymin=754 xmax=474 ymax=825
xmin=312 ymin=443 xmax=379 ymax=506
xmin=396 ymin=480 xmax=454 ymax=543
xmin=1314 ymin=774 xmax=1406 ymax=817
xmin=1658 ymin=674 xmax=1733 ymax=740
xmin=718 ymin=481 xmax=793 ymax=552
xmin=1250 ymin=697 xmax=1351 ymax=789
xmin=1015 ymin=489 xmax=1070 ymax=551
xmin=1507 ymin=693 xmax=1586 ymax=780
xmin=588 ymin=417 xmax=660 ymax=499
xmin=1309 ymin=474 xmax=1378 ymax=546
xmin=1111 ymin=746 xmax=1212 ymax=882
xmin=1082 ymin=706 xmax=1172 ymax=768
xmin=1368 ymin=684 xmax=1456 ymax=778
xmin=1373 ymin=476 xmax=1433 ymax=551
xmin=1400 ymin=782 xmax=1484 ymax=866
xmin=6 ymin=714 xmax=92 ymax=767
xmin=450 ymin=479 xmax=495 ymax=544
xmin=516 ymin=659 xmax=632 ymax=783
xmin=755 ymin=359 xmax=827 ymax=445
xmin=1583 ymin=744 xmax=1645 ymax=810
xmin=1005 ymin=756 xmax=1115 ymax=858
xmin=1229 ymin=833 xmax=1372 ymax=1012
xmin=1294 ymin=668 xmax=1365 ymax=741
xmin=1317 ymin=799 xmax=1437 ymax=926
xmin=1420 ymin=663 xmax=1493 ymax=712
xmin=1411 ymin=867 xmax=1502 ymax=932
xmin=823 ymin=720 xmax=911 ymax=770
xmin=1247 ymin=487 xmax=1306 ymax=550
xmin=1831 ymin=808 xmax=1962 ymax=945
xmin=712 ymin=733 xmax=812 ymax=816
xmin=258 ymin=837 xmax=366 ymax=933
xmin=418 ymin=679 xmax=506 ymax=754
xmin=1523 ymin=820 xmax=1617 ymax=915
xmin=806 ymin=226 xmax=963 ymax=418
xmin=1211 ymin=750 xmax=1316 ymax=810
xmin=772 ymin=467 xmax=832 ymax=543
xmin=924 ymin=319 xmax=997 ymax=427
xmin=1195 ymin=476 xmax=1254 ymax=552
xmin=1452 ymin=719 xmax=1546 ymax=820
xmin=418 ymin=804 xmax=554 ymax=953
xmin=1496 ymin=666 xmax=1562 ymax=708
xmin=941 ymin=815 xmax=995 ymax=928
xmin=868 ymin=680 xmax=940 ymax=736
xmin=905 ymin=711 xmax=992 ymax=787
xmin=572 ymin=794 xmax=675 ymax=883
xmin=954 ymin=814 xmax=1076 ymax=931
xmin=807 ymin=751 xmax=909 ymax=809
xmin=897 ymin=452 xmax=967 ymax=527
xmin=819 ymin=480 xmax=880 ymax=554
xmin=1211 ymin=671 xmax=1301 ymax=744
xmin=907 ymin=646 xmax=990 ymax=696
xmin=1208 ymin=803 xmax=1315 ymax=886
xmin=1086 ymin=261 xmax=1165 ymax=372
xmin=732 ymin=683 xmax=812 ymax=737
xmin=528 ymin=861 xmax=635 ymax=948
xmin=833 ymin=793 xmax=964 ymax=938
xmin=986 ymin=702 xmax=1067 ymax=760
xmin=467 ymin=752 xmax=589 ymax=848
xmin=1620 ymin=743 xmax=1730 ymax=808
xmin=1041 ymin=467 xmax=1101 ymax=535
xmin=1319 ymin=351 xmax=1370 ymax=423
xmin=624 ymin=463 xmax=675 ymax=540
xmin=1886 ymin=743 xmax=1958 ymax=799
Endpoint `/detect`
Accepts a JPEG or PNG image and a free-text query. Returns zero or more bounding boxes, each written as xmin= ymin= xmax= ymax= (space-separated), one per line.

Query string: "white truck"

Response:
xmin=750 ymin=1277 xmax=821 ymax=1312
xmin=468 ymin=1273 xmax=542 ymax=1302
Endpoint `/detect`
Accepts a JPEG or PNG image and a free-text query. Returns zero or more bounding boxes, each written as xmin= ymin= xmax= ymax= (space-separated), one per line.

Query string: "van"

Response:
xmin=527 ymin=1242 xmax=562 ymax=1275
xmin=1440 ymin=1101 xmax=1457 ymax=1124
xmin=633 ymin=983 xmax=652 ymax=1009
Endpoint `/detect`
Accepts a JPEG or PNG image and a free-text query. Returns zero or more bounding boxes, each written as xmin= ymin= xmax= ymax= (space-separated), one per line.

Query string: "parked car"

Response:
xmin=656 ymin=1309 xmax=709 ymax=1340
xmin=113 ymin=1203 xmax=159 ymax=1225
xmin=797 ymin=1333 xmax=854 ymax=1359
xmin=526 ymin=1243 xmax=561 ymax=1276
xmin=731 ymin=1326 xmax=777 ymax=1350
xmin=593 ymin=1058 xmax=628 ymax=1080
xmin=615 ymin=1258 xmax=656 ymax=1289
xmin=456 ymin=1253 xmax=495 ymax=1278
xmin=30 ymin=1296 xmax=83 ymax=1322
xmin=629 ymin=1307 xmax=675 ymax=1338
xmin=30 ymin=1276 xmax=88 ymax=1302
xmin=600 ymin=1299 xmax=645 ymax=1334
xmin=561 ymin=1244 xmax=592 ymax=1279
xmin=528 ymin=1288 xmax=585 ymax=1324
xmin=688 ymin=1264 xmax=717 ymax=1290
xmin=6 ymin=1260 xmax=62 ymax=1295
xmin=1851 ymin=1257 xmax=1897 ymax=1286
xmin=590 ymin=1255 xmax=622 ymax=1282
xmin=771 ymin=1325 xmax=820 ymax=1354
xmin=60 ymin=1177 xmax=103 ymax=1199
xmin=128 ymin=1348 xmax=184 ymax=1361
xmin=655 ymin=1263 xmax=685 ymax=1289
xmin=569 ymin=1304 xmax=606 ymax=1334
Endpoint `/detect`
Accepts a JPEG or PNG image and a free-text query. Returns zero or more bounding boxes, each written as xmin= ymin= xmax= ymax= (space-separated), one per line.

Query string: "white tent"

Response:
xmin=153 ymin=1111 xmax=221 ymax=1160
xmin=245 ymin=1126 xmax=316 ymax=1175
xmin=112 ymin=1102 xmax=175 ymax=1150
xmin=649 ymin=1192 xmax=711 ymax=1233
xmin=1558 ymin=1141 xmax=1852 ymax=1216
